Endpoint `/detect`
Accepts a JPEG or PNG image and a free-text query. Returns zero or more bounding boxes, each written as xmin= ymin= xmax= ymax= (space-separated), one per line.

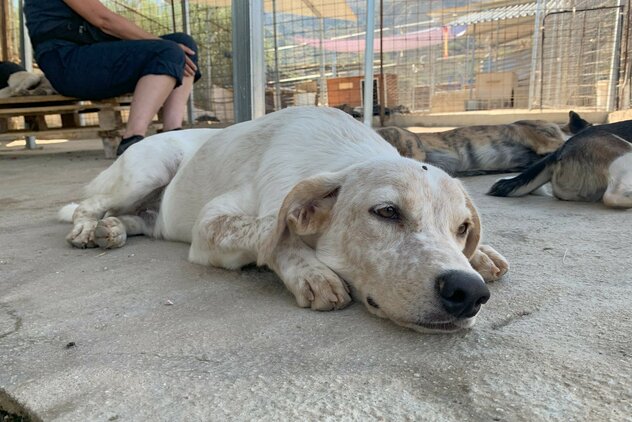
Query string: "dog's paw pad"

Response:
xmin=94 ymin=217 xmax=127 ymax=249
xmin=293 ymin=269 xmax=351 ymax=311
xmin=67 ymin=221 xmax=98 ymax=249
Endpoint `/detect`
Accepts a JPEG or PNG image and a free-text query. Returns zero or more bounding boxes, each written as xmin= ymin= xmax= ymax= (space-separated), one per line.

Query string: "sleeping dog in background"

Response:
xmin=488 ymin=119 xmax=632 ymax=209
xmin=0 ymin=61 xmax=56 ymax=99
xmin=376 ymin=112 xmax=590 ymax=176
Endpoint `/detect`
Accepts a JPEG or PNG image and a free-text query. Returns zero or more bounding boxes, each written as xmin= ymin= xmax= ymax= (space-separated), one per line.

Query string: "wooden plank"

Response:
xmin=0 ymin=95 xmax=79 ymax=106
xmin=0 ymin=104 xmax=95 ymax=116
xmin=0 ymin=95 xmax=133 ymax=107
xmin=0 ymin=126 xmax=102 ymax=142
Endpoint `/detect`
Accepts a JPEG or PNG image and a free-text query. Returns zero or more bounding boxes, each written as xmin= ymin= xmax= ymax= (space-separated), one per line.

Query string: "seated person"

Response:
xmin=24 ymin=0 xmax=202 ymax=155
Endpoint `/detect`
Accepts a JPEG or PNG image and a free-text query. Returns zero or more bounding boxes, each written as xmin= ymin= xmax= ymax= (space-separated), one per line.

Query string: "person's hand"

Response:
xmin=179 ymin=44 xmax=197 ymax=77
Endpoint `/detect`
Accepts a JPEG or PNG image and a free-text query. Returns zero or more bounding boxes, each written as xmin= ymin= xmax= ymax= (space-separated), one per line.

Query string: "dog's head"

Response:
xmin=263 ymin=158 xmax=489 ymax=333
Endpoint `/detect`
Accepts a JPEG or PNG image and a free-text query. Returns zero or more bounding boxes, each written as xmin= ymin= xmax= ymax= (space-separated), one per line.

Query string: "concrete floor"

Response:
xmin=0 ymin=141 xmax=631 ymax=421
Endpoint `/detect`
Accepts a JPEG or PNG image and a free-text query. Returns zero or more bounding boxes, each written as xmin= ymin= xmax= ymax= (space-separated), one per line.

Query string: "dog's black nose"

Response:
xmin=436 ymin=271 xmax=490 ymax=318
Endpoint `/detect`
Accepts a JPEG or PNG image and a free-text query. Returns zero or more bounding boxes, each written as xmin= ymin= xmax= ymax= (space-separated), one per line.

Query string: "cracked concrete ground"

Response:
xmin=0 ymin=142 xmax=631 ymax=421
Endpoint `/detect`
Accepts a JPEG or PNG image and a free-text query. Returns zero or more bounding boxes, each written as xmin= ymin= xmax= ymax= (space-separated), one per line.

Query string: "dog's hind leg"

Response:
xmin=67 ymin=139 xmax=184 ymax=248
xmin=94 ymin=211 xmax=157 ymax=249
xmin=603 ymin=153 xmax=632 ymax=209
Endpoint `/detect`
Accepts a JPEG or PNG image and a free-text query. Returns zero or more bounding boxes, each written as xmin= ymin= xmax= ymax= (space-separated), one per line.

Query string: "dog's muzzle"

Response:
xmin=436 ymin=270 xmax=490 ymax=318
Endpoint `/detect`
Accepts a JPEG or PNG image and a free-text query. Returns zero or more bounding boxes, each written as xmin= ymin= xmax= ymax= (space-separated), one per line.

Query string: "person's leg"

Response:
xmin=161 ymin=75 xmax=193 ymax=131
xmin=124 ymin=74 xmax=176 ymax=137
xmin=159 ymin=33 xmax=201 ymax=131
xmin=38 ymin=40 xmax=186 ymax=141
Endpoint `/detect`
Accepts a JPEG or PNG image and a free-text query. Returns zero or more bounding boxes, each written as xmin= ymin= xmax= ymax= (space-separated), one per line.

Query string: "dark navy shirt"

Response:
xmin=24 ymin=0 xmax=117 ymax=58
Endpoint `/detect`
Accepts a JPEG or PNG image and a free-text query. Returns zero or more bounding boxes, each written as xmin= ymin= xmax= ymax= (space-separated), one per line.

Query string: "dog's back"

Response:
xmin=158 ymin=107 xmax=398 ymax=241
xmin=377 ymin=118 xmax=573 ymax=175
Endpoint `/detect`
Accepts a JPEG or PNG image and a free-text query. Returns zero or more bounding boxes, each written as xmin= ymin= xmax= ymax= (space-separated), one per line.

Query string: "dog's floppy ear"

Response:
xmin=461 ymin=186 xmax=481 ymax=259
xmin=258 ymin=171 xmax=345 ymax=265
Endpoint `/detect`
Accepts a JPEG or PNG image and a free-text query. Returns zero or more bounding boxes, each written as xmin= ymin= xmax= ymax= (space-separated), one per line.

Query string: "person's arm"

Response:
xmin=63 ymin=0 xmax=158 ymax=40
xmin=63 ymin=0 xmax=197 ymax=76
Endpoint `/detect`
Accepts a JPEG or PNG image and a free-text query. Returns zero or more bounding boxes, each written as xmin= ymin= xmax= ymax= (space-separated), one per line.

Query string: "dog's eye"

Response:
xmin=457 ymin=222 xmax=469 ymax=236
xmin=373 ymin=205 xmax=400 ymax=220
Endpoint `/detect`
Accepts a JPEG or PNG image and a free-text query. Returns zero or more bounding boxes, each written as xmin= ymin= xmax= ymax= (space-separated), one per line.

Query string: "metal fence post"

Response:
xmin=232 ymin=0 xmax=252 ymax=122
xmin=231 ymin=0 xmax=265 ymax=123
xmin=528 ymin=0 xmax=544 ymax=110
xmin=607 ymin=0 xmax=625 ymax=111
xmin=363 ymin=0 xmax=375 ymax=127
xmin=250 ymin=0 xmax=265 ymax=119
xmin=181 ymin=0 xmax=195 ymax=126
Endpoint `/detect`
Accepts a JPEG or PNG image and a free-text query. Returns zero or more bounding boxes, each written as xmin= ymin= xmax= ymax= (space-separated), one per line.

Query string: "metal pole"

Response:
xmin=170 ymin=0 xmax=177 ymax=32
xmin=19 ymin=0 xmax=36 ymax=149
xmin=272 ymin=0 xmax=282 ymax=111
xmin=232 ymin=0 xmax=252 ymax=122
xmin=528 ymin=0 xmax=544 ymax=109
xmin=318 ymin=17 xmax=326 ymax=106
xmin=363 ymin=0 xmax=376 ymax=127
xmin=181 ymin=0 xmax=194 ymax=126
xmin=378 ymin=0 xmax=385 ymax=127
xmin=250 ymin=0 xmax=265 ymax=118
xmin=19 ymin=0 xmax=32 ymax=71
xmin=606 ymin=1 xmax=625 ymax=111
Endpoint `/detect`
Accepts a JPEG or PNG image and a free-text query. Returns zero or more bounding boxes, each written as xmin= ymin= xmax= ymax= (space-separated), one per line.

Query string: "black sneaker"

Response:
xmin=116 ymin=135 xmax=144 ymax=156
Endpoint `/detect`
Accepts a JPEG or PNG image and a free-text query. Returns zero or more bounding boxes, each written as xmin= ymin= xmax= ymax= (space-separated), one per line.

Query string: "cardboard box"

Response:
xmin=474 ymin=72 xmax=517 ymax=101
xmin=326 ymin=74 xmax=398 ymax=107
xmin=430 ymin=90 xmax=468 ymax=113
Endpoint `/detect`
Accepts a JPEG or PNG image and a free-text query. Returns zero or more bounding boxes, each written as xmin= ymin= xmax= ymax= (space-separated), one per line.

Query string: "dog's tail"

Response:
xmin=487 ymin=152 xmax=557 ymax=197
xmin=58 ymin=202 xmax=79 ymax=223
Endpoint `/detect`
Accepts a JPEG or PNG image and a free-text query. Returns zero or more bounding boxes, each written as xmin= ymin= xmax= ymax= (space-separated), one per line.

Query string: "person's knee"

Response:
xmin=161 ymin=33 xmax=198 ymax=54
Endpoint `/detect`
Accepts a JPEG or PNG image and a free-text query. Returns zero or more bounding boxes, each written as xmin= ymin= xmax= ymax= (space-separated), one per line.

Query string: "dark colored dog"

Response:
xmin=488 ymin=119 xmax=632 ymax=208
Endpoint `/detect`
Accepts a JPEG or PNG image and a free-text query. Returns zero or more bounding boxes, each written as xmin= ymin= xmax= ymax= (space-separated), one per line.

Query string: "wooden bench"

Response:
xmin=0 ymin=95 xmax=132 ymax=158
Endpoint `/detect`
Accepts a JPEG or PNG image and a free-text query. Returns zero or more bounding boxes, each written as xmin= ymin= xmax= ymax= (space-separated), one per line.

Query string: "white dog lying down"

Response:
xmin=60 ymin=107 xmax=509 ymax=333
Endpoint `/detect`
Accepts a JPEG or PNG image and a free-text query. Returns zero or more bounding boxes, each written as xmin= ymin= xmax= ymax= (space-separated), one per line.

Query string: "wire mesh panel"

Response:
xmin=265 ymin=0 xmax=630 ymax=116
xmin=538 ymin=1 xmax=625 ymax=110
xmin=103 ymin=0 xmax=234 ymax=124
xmin=1 ymin=0 xmax=630 ymax=127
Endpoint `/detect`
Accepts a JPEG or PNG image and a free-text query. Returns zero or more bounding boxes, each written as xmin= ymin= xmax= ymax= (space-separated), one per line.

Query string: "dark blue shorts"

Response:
xmin=36 ymin=33 xmax=201 ymax=100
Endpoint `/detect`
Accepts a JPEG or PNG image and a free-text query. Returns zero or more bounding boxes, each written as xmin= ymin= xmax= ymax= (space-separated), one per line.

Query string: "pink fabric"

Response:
xmin=294 ymin=26 xmax=466 ymax=53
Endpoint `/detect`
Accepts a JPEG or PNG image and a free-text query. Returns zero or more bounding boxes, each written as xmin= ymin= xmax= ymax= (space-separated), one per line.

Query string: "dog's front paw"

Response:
xmin=290 ymin=266 xmax=351 ymax=311
xmin=470 ymin=245 xmax=509 ymax=282
xmin=66 ymin=220 xmax=98 ymax=248
xmin=94 ymin=217 xmax=127 ymax=249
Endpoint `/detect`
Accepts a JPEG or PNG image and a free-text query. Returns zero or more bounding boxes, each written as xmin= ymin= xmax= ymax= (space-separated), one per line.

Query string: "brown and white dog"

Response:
xmin=376 ymin=112 xmax=590 ymax=176
xmin=58 ymin=107 xmax=509 ymax=333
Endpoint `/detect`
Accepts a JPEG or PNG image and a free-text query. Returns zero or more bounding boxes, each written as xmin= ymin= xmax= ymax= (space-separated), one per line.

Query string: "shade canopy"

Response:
xmin=187 ymin=0 xmax=356 ymax=21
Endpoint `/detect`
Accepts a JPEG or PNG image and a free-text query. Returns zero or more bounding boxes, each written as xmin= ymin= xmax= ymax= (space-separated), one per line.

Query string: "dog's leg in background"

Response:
xmin=603 ymin=153 xmax=632 ymax=209
xmin=470 ymin=245 xmax=510 ymax=282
